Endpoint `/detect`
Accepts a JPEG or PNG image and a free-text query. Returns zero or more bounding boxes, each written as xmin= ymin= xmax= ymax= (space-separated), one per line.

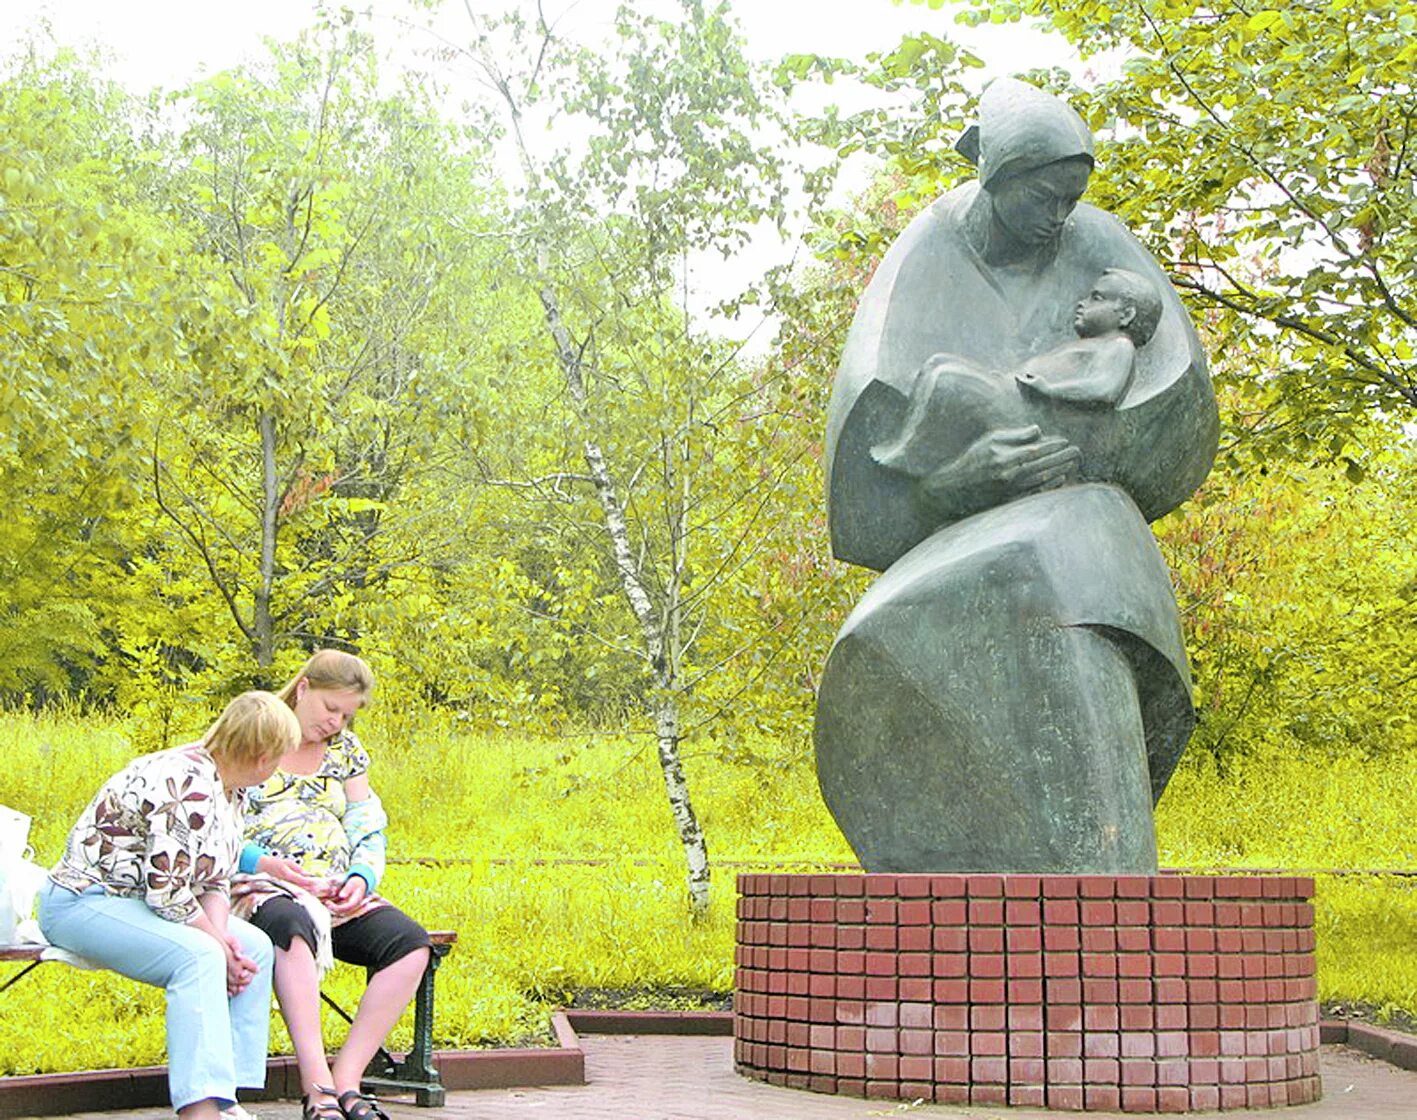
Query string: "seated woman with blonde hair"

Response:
xmin=38 ymin=691 xmax=299 ymax=1120
xmin=232 ymin=650 xmax=430 ymax=1120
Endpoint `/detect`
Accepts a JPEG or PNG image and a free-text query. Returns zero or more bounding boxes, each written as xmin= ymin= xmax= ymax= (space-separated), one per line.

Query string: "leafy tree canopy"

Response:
xmin=806 ymin=0 xmax=1417 ymax=465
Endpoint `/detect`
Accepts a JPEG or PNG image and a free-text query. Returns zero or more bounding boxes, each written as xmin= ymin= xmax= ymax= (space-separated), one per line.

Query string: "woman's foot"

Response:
xmin=302 ymin=1087 xmax=342 ymax=1120
xmin=336 ymin=1089 xmax=389 ymax=1120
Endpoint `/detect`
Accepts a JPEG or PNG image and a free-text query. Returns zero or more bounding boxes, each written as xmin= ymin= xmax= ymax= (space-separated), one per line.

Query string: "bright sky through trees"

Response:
xmin=2 ymin=1 xmax=1074 ymax=341
xmin=3 ymin=0 xmax=1069 ymax=92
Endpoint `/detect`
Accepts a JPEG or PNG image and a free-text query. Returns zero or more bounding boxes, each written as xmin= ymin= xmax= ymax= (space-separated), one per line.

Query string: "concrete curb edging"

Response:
xmin=1319 ymin=1018 xmax=1417 ymax=1072
xmin=433 ymin=1010 xmax=584 ymax=1092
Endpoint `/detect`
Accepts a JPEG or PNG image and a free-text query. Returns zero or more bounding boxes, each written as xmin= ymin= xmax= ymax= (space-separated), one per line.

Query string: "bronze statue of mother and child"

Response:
xmin=815 ymin=79 xmax=1218 ymax=874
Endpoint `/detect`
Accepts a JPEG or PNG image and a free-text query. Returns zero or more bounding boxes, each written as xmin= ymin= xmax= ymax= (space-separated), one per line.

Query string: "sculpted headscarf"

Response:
xmin=955 ymin=77 xmax=1094 ymax=190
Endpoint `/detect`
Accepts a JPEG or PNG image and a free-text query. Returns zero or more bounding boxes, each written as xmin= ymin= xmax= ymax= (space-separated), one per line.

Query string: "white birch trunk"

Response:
xmin=537 ymin=288 xmax=711 ymax=914
xmin=254 ymin=409 xmax=278 ymax=669
xmin=493 ymin=67 xmax=712 ymax=913
xmin=653 ymin=687 xmax=710 ymax=912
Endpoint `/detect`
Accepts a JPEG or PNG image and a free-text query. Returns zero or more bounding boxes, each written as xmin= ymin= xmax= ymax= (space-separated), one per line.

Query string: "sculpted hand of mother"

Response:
xmin=918 ymin=424 xmax=1081 ymax=523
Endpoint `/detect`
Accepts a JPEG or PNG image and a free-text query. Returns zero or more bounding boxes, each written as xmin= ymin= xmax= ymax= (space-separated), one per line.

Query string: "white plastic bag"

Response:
xmin=0 ymin=803 xmax=36 ymax=943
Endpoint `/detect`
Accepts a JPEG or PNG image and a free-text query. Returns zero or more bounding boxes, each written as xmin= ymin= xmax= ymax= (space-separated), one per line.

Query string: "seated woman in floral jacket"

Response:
xmin=38 ymin=692 xmax=298 ymax=1120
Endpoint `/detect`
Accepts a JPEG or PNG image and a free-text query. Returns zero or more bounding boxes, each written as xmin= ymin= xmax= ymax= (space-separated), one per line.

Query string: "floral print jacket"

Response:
xmin=232 ymin=729 xmax=388 ymax=929
xmin=49 ymin=744 xmax=243 ymax=923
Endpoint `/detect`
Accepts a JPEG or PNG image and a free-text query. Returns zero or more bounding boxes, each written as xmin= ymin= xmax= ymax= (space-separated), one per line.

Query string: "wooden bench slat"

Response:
xmin=5 ymin=933 xmax=453 ymax=957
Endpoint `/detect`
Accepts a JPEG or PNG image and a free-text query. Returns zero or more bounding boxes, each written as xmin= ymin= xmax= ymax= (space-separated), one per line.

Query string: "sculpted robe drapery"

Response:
xmin=826 ymin=181 xmax=1215 ymax=569
xmin=814 ymin=180 xmax=1218 ymax=873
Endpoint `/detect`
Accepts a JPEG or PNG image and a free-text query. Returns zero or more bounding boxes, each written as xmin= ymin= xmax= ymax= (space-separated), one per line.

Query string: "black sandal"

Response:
xmin=337 ymin=1089 xmax=390 ymax=1120
xmin=303 ymin=1087 xmax=342 ymax=1120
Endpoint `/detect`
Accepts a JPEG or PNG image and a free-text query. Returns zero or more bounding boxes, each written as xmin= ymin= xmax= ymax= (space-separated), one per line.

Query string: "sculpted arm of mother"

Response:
xmin=916 ymin=423 xmax=1081 ymax=524
xmin=886 ymin=149 xmax=1100 ymax=531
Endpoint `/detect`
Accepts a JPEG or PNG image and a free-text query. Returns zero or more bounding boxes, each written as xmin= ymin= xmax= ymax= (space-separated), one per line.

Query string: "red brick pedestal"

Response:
xmin=733 ymin=873 xmax=1319 ymax=1112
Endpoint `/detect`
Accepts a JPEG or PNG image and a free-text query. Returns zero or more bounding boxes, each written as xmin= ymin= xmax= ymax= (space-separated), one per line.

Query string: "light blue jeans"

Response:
xmin=37 ymin=880 xmax=273 ymax=1111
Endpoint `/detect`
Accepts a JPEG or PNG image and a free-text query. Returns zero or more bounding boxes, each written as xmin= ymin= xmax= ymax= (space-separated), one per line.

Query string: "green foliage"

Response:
xmin=776 ymin=26 xmax=981 ymax=259
xmin=1158 ymin=441 xmax=1417 ymax=762
xmin=0 ymin=8 xmax=870 ymax=757
xmin=1314 ymin=877 xmax=1417 ymax=1019
xmin=936 ymin=0 xmax=1417 ymax=453
xmin=1158 ymin=745 xmax=1417 ymax=869
xmin=456 ymin=0 xmax=856 ymax=755
xmin=1158 ymin=747 xmax=1417 ymax=1015
xmin=0 ymin=25 xmax=520 ymax=725
xmin=0 ymin=52 xmax=174 ymax=693
xmin=4 ymin=2 xmax=1417 ymax=1050
xmin=138 ymin=25 xmax=500 ymax=679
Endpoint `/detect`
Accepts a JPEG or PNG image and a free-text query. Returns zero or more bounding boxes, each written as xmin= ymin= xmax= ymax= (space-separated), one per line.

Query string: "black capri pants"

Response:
xmin=250 ymin=895 xmax=431 ymax=975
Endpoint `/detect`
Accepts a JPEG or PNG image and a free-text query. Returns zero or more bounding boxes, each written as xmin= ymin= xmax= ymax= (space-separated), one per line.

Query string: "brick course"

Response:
xmin=734 ymin=873 xmax=1319 ymax=1113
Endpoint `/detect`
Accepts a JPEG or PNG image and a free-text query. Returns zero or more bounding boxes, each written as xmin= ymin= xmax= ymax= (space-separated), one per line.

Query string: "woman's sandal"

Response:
xmin=302 ymin=1087 xmax=342 ymax=1120
xmin=337 ymin=1089 xmax=390 ymax=1120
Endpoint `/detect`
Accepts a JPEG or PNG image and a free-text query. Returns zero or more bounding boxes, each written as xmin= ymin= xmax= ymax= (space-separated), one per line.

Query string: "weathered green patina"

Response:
xmin=815 ymin=79 xmax=1217 ymax=873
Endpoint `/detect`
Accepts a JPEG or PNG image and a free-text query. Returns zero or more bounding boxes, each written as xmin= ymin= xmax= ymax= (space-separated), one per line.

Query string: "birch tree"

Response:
xmin=448 ymin=0 xmax=829 ymax=912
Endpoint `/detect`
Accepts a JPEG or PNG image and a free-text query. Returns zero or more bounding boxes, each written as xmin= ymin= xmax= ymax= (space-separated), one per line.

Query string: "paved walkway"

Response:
xmin=47 ymin=1038 xmax=1417 ymax=1120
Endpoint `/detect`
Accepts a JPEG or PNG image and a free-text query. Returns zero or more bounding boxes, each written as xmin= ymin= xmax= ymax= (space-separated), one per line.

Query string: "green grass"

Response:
xmin=1 ymin=709 xmax=1413 ymax=1074
xmin=1157 ymin=748 xmax=1417 ymax=1020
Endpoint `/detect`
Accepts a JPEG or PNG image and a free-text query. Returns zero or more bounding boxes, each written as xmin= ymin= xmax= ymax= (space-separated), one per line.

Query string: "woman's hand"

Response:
xmin=193 ymin=890 xmax=254 ymax=994
xmin=223 ymin=932 xmax=260 ymax=997
xmin=256 ymin=854 xmax=324 ymax=894
xmin=327 ymin=874 xmax=368 ymax=916
xmin=918 ymin=425 xmax=1081 ymax=522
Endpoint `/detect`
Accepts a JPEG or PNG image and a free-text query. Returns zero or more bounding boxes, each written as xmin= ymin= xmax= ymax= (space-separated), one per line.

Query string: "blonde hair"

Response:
xmin=204 ymin=690 xmax=301 ymax=765
xmin=276 ymin=649 xmax=375 ymax=708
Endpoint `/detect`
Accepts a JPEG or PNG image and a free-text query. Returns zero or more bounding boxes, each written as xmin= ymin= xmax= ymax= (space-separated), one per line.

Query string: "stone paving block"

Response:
xmin=15 ymin=1039 xmax=1417 ymax=1120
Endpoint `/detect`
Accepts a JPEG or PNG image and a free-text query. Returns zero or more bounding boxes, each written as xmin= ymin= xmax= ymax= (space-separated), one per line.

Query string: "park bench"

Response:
xmin=1 ymin=930 xmax=457 ymax=1107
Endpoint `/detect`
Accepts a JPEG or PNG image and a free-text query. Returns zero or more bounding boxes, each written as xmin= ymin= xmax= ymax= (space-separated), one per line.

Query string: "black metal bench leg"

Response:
xmin=360 ymin=941 xmax=450 ymax=1107
xmin=0 ymin=960 xmax=43 ymax=995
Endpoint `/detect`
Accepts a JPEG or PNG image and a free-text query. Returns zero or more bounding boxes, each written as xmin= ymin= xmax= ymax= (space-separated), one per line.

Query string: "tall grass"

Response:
xmin=1 ymin=709 xmax=1412 ymax=1075
xmin=1157 ymin=748 xmax=1417 ymax=1022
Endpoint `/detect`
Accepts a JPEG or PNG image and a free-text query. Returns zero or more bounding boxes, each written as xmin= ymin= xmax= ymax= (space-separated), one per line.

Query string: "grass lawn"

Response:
xmin=1 ymin=708 xmax=1412 ymax=1074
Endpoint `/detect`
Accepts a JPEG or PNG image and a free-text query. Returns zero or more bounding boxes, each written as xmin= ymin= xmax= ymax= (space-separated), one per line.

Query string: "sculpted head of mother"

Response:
xmin=958 ymin=78 xmax=1096 ymax=263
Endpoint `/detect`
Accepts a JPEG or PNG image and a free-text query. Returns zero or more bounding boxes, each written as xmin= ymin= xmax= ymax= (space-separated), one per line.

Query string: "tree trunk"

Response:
xmin=653 ymin=687 xmax=710 ymax=913
xmin=254 ymin=409 xmax=278 ymax=669
xmin=493 ymin=71 xmax=712 ymax=913
xmin=538 ymin=287 xmax=712 ymax=914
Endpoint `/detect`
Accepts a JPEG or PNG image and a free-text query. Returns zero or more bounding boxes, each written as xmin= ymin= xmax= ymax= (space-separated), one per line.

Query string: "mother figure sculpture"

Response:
xmin=815 ymin=79 xmax=1218 ymax=873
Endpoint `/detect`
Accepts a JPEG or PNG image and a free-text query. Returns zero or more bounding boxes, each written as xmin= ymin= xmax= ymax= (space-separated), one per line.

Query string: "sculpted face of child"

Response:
xmin=1073 ymin=271 xmax=1137 ymax=339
